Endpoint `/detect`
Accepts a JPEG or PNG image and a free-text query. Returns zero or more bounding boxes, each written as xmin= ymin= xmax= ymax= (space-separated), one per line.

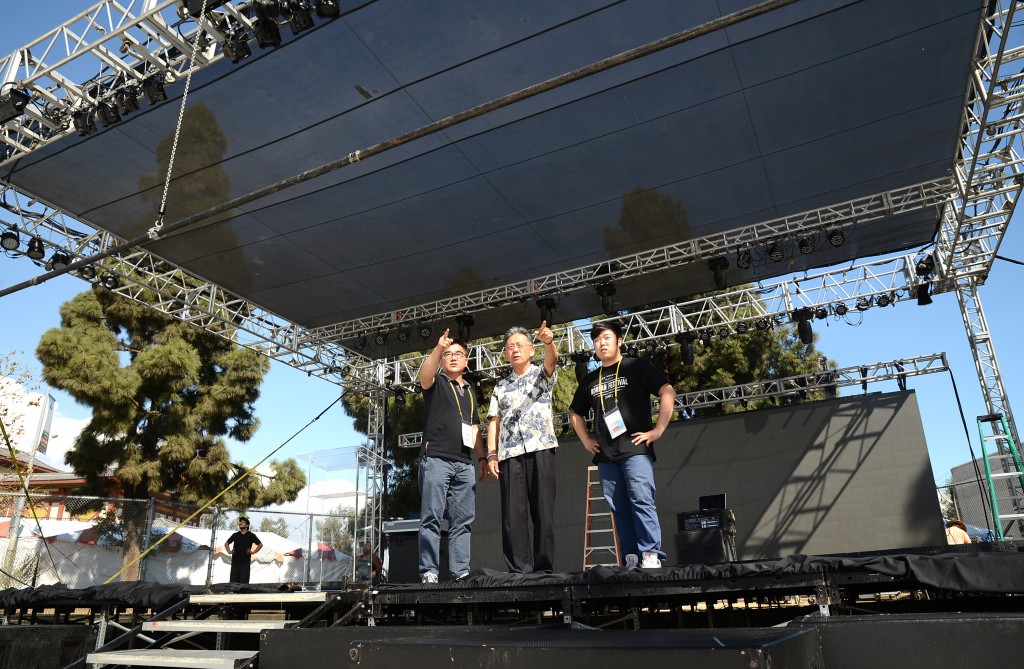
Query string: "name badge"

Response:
xmin=462 ymin=421 xmax=474 ymax=449
xmin=602 ymin=407 xmax=627 ymax=439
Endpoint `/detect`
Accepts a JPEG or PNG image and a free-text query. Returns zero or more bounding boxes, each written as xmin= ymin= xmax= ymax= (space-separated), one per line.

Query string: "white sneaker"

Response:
xmin=421 ymin=571 xmax=438 ymax=584
xmin=624 ymin=554 xmax=638 ymax=570
xmin=640 ymin=552 xmax=662 ymax=569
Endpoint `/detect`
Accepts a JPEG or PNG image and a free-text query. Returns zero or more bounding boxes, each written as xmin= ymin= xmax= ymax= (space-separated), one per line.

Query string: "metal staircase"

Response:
xmin=82 ymin=591 xmax=345 ymax=669
xmin=977 ymin=413 xmax=1024 ymax=540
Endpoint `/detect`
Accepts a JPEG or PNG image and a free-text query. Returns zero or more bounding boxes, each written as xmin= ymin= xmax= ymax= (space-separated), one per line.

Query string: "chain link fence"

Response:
xmin=0 ymin=492 xmax=358 ymax=589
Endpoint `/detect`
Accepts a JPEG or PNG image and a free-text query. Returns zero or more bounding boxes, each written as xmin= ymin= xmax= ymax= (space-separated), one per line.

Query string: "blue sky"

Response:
xmin=1 ymin=2 xmax=1021 ymax=503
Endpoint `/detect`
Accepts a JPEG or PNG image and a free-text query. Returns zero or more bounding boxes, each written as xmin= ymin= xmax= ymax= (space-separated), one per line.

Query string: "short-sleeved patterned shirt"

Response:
xmin=487 ymin=364 xmax=558 ymax=461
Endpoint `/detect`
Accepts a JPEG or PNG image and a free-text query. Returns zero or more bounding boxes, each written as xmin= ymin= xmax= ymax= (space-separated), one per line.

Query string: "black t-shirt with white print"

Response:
xmin=570 ymin=356 xmax=670 ymax=463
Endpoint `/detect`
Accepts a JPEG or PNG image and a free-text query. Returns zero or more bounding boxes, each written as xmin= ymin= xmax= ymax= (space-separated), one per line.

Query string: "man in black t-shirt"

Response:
xmin=569 ymin=320 xmax=675 ymax=569
xmin=417 ymin=329 xmax=487 ymax=583
xmin=223 ymin=516 xmax=262 ymax=584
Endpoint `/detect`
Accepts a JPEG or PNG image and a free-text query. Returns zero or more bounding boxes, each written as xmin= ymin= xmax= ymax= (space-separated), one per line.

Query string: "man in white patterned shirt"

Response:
xmin=486 ymin=321 xmax=558 ymax=573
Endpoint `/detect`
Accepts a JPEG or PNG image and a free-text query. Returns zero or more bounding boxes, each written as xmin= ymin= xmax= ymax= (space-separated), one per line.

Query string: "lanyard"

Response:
xmin=598 ymin=359 xmax=622 ymax=414
xmin=447 ymin=375 xmax=474 ymax=422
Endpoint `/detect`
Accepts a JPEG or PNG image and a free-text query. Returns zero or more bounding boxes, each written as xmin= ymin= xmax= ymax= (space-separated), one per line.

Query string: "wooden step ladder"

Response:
xmin=583 ymin=465 xmax=620 ymax=570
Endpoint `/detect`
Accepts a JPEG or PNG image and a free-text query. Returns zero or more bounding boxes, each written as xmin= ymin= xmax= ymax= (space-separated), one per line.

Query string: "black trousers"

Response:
xmin=499 ymin=449 xmax=556 ymax=573
xmin=229 ymin=558 xmax=251 ymax=584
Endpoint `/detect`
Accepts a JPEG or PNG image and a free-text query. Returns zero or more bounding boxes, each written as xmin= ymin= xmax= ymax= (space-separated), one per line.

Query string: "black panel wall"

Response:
xmin=443 ymin=390 xmax=943 ymax=577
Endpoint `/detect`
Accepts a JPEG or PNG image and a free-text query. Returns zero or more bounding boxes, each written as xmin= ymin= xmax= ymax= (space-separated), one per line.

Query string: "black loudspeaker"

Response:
xmin=676 ymin=509 xmax=737 ymax=564
xmin=383 ymin=520 xmax=448 ymax=583
xmin=0 ymin=625 xmax=96 ymax=669
xmin=262 ymin=626 xmax=823 ymax=669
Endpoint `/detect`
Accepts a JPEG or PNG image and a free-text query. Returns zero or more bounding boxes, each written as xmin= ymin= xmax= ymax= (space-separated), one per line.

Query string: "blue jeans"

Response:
xmin=418 ymin=456 xmax=476 ymax=578
xmin=599 ymin=454 xmax=665 ymax=561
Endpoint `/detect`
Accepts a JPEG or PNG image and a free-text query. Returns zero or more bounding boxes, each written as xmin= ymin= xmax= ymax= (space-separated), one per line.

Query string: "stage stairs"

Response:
xmin=81 ymin=590 xmax=353 ymax=669
xmin=978 ymin=413 xmax=1024 ymax=540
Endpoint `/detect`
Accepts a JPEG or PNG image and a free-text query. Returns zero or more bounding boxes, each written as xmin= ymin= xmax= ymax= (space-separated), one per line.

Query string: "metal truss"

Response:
xmin=931 ymin=1 xmax=1024 ymax=448
xmin=395 ymin=353 xmax=950 ymax=449
xmin=0 ymin=185 xmax=371 ymax=386
xmin=371 ymin=250 xmax=938 ymax=393
xmin=306 ymin=179 xmax=950 ymax=343
xmin=355 ymin=387 xmax=390 ymax=569
xmin=0 ymin=0 xmax=259 ymax=163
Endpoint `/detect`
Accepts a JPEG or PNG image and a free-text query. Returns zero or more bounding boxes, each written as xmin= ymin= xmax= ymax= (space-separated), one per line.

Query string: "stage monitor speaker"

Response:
xmin=383 ymin=519 xmax=448 ymax=583
xmin=676 ymin=528 xmax=736 ymax=565
xmin=262 ymin=626 xmax=823 ymax=669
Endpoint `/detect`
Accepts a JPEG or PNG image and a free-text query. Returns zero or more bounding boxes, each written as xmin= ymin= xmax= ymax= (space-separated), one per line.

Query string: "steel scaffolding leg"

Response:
xmin=957 ymin=281 xmax=1022 ymax=537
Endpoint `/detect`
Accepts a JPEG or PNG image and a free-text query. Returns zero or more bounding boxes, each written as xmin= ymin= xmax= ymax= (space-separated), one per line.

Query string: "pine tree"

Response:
xmin=36 ymin=286 xmax=306 ymax=579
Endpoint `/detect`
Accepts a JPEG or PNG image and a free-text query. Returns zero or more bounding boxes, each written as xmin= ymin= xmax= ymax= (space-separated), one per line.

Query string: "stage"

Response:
xmin=1 ymin=543 xmax=1023 ymax=668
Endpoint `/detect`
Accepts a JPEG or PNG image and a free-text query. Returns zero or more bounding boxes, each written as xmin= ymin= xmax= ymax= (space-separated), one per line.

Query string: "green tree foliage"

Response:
xmin=317 ymin=506 xmax=354 ymax=552
xmin=35 ymin=287 xmax=306 ymax=578
xmin=260 ymin=516 xmax=290 ymax=536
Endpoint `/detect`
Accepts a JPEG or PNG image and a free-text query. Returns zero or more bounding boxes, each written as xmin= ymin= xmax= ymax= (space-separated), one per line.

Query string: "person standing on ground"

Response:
xmin=224 ymin=516 xmax=263 ymax=584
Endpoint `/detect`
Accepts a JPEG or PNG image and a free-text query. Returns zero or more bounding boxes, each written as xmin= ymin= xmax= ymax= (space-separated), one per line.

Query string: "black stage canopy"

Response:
xmin=1 ymin=0 xmax=982 ymax=354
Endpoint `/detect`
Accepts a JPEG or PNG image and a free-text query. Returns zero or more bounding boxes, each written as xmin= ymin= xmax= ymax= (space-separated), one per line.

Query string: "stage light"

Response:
xmin=78 ymin=265 xmax=96 ymax=280
xmin=595 ymin=282 xmax=616 ymax=313
xmin=72 ymin=109 xmax=96 ymax=136
xmin=418 ymin=321 xmax=433 ymax=340
xmin=47 ymin=251 xmax=70 ymax=271
xmin=708 ymin=256 xmax=729 ymax=290
xmin=717 ymin=326 xmax=731 ymax=339
xmin=254 ymin=19 xmax=282 ymax=47
xmin=315 ymin=0 xmax=340 ymax=18
xmin=814 ymin=306 xmax=829 ymax=320
xmin=625 ymin=344 xmax=639 ymax=358
xmin=0 ymin=229 xmax=19 ymax=251
xmin=917 ymin=283 xmax=933 ymax=306
xmin=754 ymin=318 xmax=771 ymax=331
xmin=0 ymin=89 xmax=31 ymax=124
xmin=373 ymin=329 xmax=388 ymax=347
xmin=834 ymin=302 xmax=848 ymax=316
xmin=735 ymin=321 xmax=749 ymax=334
xmin=255 ymin=0 xmax=281 ymax=17
xmin=674 ymin=333 xmax=696 ymax=365
xmin=287 ymin=0 xmax=314 ymax=33
xmin=736 ymin=249 xmax=752 ymax=269
xmin=142 ymin=77 xmax=167 ymax=105
xmin=536 ymin=297 xmax=556 ymax=324
xmin=875 ymin=294 xmax=891 ymax=308
xmin=185 ymin=0 xmax=228 ymax=17
xmin=26 ymin=237 xmax=45 ymax=260
xmin=793 ymin=308 xmax=814 ymax=345
xmin=397 ymin=323 xmax=411 ymax=343
xmin=571 ymin=351 xmax=591 ymax=384
xmin=96 ymin=101 xmax=121 ymax=127
xmin=101 ymin=274 xmax=120 ymax=290
xmin=394 ymin=389 xmax=407 ymax=405
xmin=767 ymin=242 xmax=785 ymax=263
xmin=798 ymin=237 xmax=815 ymax=255
xmin=826 ymin=226 xmax=845 ymax=247
xmin=223 ymin=31 xmax=252 ymax=63
xmin=116 ymin=86 xmax=141 ymax=115
xmin=456 ymin=314 xmax=474 ymax=341
xmin=915 ymin=253 xmax=935 ymax=277
xmin=354 ymin=333 xmax=368 ymax=351
xmin=699 ymin=331 xmax=713 ymax=347
xmin=855 ymin=297 xmax=871 ymax=311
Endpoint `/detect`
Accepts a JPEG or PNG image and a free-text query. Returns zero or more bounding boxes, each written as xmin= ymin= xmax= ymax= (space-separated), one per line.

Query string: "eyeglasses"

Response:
xmin=441 ymin=351 xmax=467 ymax=359
xmin=504 ymin=342 xmax=532 ymax=352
